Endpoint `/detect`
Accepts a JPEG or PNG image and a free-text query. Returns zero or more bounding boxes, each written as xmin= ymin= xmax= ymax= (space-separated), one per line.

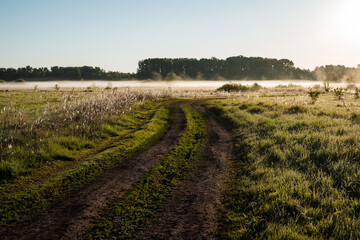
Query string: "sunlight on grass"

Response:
xmin=207 ymin=87 xmax=360 ymax=239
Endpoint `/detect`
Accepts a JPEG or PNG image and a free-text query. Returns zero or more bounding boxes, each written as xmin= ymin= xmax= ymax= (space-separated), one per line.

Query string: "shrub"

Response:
xmin=0 ymin=79 xmax=5 ymax=83
xmin=165 ymin=72 xmax=176 ymax=81
xmin=308 ymin=90 xmax=321 ymax=104
xmin=251 ymin=83 xmax=262 ymax=91
xmin=355 ymin=88 xmax=360 ymax=99
xmin=217 ymin=83 xmax=249 ymax=92
xmin=332 ymin=88 xmax=344 ymax=100
xmin=275 ymin=83 xmax=300 ymax=89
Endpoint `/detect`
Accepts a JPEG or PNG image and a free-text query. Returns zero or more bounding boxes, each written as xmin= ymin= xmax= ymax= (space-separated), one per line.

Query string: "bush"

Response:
xmin=332 ymin=88 xmax=344 ymax=100
xmin=355 ymin=88 xmax=359 ymax=99
xmin=165 ymin=72 xmax=176 ymax=81
xmin=308 ymin=90 xmax=321 ymax=104
xmin=217 ymin=83 xmax=249 ymax=92
xmin=251 ymin=83 xmax=262 ymax=91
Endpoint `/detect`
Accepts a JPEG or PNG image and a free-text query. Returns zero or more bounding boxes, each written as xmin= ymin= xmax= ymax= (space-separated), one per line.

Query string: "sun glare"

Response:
xmin=332 ymin=0 xmax=360 ymax=43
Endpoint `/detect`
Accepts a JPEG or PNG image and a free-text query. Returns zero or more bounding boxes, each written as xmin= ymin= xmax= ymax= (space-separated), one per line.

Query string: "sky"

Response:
xmin=1 ymin=0 xmax=360 ymax=72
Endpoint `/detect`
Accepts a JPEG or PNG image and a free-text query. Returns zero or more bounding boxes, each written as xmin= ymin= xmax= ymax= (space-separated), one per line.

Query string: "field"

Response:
xmin=206 ymin=85 xmax=360 ymax=239
xmin=1 ymin=83 xmax=360 ymax=239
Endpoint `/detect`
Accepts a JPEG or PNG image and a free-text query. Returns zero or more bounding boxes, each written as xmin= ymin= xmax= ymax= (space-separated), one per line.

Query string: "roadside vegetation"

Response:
xmin=206 ymin=87 xmax=360 ymax=239
xmin=0 ymin=88 xmax=171 ymax=181
xmin=0 ymin=88 xmax=173 ymax=227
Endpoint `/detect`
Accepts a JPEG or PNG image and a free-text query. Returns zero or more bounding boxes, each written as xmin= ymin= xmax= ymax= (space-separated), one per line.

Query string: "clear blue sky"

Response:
xmin=1 ymin=0 xmax=360 ymax=72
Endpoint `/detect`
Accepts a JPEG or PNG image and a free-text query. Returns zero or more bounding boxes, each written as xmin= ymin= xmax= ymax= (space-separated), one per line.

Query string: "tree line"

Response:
xmin=314 ymin=64 xmax=360 ymax=82
xmin=136 ymin=56 xmax=314 ymax=80
xmin=2 ymin=56 xmax=360 ymax=82
xmin=137 ymin=56 xmax=360 ymax=82
xmin=0 ymin=66 xmax=135 ymax=81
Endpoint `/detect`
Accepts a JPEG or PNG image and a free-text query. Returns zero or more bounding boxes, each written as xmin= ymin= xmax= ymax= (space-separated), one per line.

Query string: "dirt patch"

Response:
xmin=1 ymin=101 xmax=187 ymax=240
xmin=134 ymin=101 xmax=232 ymax=240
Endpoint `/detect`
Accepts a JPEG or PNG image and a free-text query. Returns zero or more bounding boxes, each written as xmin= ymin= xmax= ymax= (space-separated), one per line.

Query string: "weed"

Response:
xmin=308 ymin=90 xmax=321 ymax=104
xmin=0 ymin=89 xmax=173 ymax=181
xmin=333 ymin=88 xmax=344 ymax=100
xmin=355 ymin=88 xmax=360 ymax=99
xmin=323 ymin=82 xmax=330 ymax=92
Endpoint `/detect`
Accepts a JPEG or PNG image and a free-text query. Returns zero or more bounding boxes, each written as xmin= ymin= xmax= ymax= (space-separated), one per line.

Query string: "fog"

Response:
xmin=0 ymin=80 xmax=357 ymax=90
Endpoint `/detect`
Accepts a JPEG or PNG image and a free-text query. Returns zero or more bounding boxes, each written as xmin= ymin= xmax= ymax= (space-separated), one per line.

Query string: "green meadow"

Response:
xmin=207 ymin=84 xmax=360 ymax=239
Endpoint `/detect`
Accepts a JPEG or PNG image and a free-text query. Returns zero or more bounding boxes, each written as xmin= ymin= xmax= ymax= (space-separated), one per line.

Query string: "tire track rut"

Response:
xmin=135 ymin=101 xmax=232 ymax=240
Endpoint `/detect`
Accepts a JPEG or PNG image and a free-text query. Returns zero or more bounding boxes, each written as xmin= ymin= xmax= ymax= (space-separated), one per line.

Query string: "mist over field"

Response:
xmin=0 ymin=79 xmax=358 ymax=90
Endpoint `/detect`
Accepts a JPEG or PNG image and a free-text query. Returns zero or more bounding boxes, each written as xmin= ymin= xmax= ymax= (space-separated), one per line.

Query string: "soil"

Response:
xmin=134 ymin=101 xmax=232 ymax=240
xmin=1 ymin=100 xmax=232 ymax=240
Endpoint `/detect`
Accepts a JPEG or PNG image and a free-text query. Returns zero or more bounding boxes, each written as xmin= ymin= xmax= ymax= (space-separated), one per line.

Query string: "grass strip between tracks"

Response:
xmin=0 ymin=104 xmax=171 ymax=228
xmin=85 ymin=105 xmax=206 ymax=239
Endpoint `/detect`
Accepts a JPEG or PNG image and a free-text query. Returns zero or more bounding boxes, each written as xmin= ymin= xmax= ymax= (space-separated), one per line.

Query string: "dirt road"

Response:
xmin=1 ymin=100 xmax=231 ymax=240
xmin=134 ymin=102 xmax=231 ymax=239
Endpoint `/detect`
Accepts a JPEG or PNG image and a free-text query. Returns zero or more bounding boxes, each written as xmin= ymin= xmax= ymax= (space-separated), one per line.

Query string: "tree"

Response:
xmin=165 ymin=72 xmax=176 ymax=81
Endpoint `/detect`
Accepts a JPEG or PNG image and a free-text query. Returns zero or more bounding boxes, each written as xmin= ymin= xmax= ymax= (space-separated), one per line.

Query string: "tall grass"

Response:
xmin=0 ymin=88 xmax=172 ymax=180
